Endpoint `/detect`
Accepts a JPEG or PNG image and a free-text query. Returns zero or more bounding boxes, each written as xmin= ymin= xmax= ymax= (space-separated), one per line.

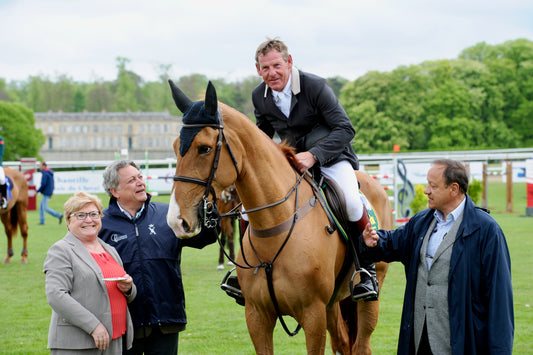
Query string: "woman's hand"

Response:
xmin=117 ymin=273 xmax=133 ymax=294
xmin=91 ymin=322 xmax=110 ymax=350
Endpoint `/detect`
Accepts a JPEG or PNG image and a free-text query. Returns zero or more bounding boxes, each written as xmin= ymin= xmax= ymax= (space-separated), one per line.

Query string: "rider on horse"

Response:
xmin=0 ymin=137 xmax=7 ymax=209
xmin=252 ymin=38 xmax=379 ymax=302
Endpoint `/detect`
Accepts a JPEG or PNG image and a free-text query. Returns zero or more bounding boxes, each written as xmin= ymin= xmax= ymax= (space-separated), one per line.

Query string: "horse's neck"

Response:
xmin=235 ymin=136 xmax=302 ymax=230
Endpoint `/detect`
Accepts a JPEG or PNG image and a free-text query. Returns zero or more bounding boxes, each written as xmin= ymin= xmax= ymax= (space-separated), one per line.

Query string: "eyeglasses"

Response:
xmin=70 ymin=211 xmax=101 ymax=220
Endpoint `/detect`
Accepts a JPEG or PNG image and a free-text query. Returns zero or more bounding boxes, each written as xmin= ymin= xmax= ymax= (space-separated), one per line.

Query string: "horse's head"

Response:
xmin=167 ymin=80 xmax=241 ymax=238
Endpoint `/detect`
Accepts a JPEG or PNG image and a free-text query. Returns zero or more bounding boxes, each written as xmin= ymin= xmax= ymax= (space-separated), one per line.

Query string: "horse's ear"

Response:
xmin=168 ymin=79 xmax=193 ymax=113
xmin=204 ymin=81 xmax=218 ymax=116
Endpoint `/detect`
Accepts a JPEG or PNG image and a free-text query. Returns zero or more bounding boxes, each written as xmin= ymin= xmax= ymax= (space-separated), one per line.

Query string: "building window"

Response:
xmin=48 ymin=137 xmax=53 ymax=149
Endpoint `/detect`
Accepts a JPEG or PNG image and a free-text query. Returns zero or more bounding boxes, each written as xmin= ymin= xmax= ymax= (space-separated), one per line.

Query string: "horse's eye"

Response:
xmin=198 ymin=145 xmax=212 ymax=155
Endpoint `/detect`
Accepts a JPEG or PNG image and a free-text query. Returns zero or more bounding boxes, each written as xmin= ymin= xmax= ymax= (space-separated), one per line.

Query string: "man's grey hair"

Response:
xmin=102 ymin=160 xmax=140 ymax=196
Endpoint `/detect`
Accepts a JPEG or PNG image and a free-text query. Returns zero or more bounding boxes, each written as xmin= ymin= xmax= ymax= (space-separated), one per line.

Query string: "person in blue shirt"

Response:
xmin=0 ymin=136 xmax=7 ymax=209
xmin=98 ymin=160 xmax=218 ymax=355
xmin=37 ymin=161 xmax=63 ymax=225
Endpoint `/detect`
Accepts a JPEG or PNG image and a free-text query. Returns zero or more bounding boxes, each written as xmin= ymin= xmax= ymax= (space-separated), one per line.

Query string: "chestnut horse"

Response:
xmin=166 ymin=81 xmax=392 ymax=354
xmin=1 ymin=167 xmax=29 ymax=264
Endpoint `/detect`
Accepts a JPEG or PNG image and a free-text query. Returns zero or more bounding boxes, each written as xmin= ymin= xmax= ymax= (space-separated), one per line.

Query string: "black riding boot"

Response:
xmin=0 ymin=183 xmax=7 ymax=209
xmin=348 ymin=209 xmax=379 ymax=302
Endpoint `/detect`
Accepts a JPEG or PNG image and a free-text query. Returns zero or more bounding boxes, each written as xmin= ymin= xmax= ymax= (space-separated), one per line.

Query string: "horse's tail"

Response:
xmin=339 ymin=297 xmax=358 ymax=348
xmin=9 ymin=203 xmax=20 ymax=236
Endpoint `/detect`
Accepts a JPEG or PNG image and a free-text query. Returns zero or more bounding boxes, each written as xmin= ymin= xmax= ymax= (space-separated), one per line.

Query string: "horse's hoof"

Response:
xmin=217 ymin=264 xmax=224 ymax=270
xmin=3 ymin=258 xmax=10 ymax=264
xmin=20 ymin=259 xmax=27 ymax=264
xmin=227 ymin=261 xmax=234 ymax=266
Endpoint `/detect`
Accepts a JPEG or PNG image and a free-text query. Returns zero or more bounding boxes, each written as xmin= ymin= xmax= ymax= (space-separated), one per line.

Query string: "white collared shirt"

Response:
xmin=272 ymin=74 xmax=292 ymax=117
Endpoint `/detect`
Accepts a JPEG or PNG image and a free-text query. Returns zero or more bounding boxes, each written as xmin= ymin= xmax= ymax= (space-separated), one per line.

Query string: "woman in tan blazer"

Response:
xmin=44 ymin=191 xmax=136 ymax=354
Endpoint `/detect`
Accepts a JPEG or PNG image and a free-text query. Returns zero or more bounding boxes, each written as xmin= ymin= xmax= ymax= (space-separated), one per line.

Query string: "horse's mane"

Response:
xmin=279 ymin=140 xmax=297 ymax=166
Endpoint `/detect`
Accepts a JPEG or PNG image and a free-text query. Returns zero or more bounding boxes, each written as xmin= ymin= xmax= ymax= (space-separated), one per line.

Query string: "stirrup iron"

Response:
xmin=220 ymin=267 xmax=245 ymax=306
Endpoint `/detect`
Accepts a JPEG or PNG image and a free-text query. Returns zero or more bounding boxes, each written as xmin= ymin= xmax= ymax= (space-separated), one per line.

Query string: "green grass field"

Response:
xmin=0 ymin=183 xmax=531 ymax=354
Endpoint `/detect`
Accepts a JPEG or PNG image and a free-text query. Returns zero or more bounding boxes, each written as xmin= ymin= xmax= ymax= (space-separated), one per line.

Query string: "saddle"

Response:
xmin=308 ymin=170 xmax=379 ymax=237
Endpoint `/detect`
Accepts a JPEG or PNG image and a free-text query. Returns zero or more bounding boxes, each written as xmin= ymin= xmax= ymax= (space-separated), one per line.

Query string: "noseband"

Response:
xmin=172 ymin=113 xmax=240 ymax=229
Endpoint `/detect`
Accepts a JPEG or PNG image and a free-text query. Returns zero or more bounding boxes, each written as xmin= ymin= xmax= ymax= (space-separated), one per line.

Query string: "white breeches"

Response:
xmin=0 ymin=166 xmax=5 ymax=185
xmin=320 ymin=160 xmax=363 ymax=222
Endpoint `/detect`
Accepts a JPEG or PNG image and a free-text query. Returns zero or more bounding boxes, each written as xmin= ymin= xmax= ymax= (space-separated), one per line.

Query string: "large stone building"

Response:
xmin=34 ymin=111 xmax=182 ymax=161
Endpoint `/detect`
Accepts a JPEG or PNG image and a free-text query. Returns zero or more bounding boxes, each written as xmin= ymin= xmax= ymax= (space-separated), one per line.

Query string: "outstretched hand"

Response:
xmin=362 ymin=223 xmax=379 ymax=248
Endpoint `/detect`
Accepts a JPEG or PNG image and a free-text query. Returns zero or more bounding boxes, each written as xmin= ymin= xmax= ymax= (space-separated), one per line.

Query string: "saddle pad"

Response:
xmin=321 ymin=178 xmax=380 ymax=241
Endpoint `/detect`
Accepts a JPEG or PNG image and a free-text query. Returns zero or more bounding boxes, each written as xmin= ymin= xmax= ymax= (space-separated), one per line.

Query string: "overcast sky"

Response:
xmin=1 ymin=0 xmax=532 ymax=83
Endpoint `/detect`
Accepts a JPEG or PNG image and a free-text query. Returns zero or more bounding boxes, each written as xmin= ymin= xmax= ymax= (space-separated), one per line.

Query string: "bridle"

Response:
xmin=172 ymin=114 xmax=311 ymax=237
xmin=172 ymin=111 xmax=240 ymax=230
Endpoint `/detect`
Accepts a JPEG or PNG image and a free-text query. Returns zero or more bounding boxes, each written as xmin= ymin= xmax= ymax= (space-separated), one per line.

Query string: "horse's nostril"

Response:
xmin=182 ymin=219 xmax=190 ymax=232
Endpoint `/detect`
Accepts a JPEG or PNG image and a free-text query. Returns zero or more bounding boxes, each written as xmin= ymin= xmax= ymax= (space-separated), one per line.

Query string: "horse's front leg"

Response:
xmin=299 ymin=301 xmax=329 ymax=354
xmin=245 ymin=303 xmax=276 ymax=355
xmin=2 ymin=215 xmax=13 ymax=264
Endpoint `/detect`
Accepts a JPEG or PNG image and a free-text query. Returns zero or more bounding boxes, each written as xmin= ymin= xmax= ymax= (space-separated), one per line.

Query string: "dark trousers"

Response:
xmin=126 ymin=327 xmax=179 ymax=355
xmin=417 ymin=320 xmax=433 ymax=355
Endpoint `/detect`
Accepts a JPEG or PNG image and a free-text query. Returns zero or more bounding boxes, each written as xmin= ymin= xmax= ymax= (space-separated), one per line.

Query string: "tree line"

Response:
xmin=0 ymin=39 xmax=531 ymax=160
xmin=342 ymin=38 xmax=533 ymax=152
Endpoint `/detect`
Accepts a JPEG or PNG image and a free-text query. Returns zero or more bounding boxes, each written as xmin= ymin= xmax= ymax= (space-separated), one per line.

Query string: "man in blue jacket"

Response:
xmin=361 ymin=159 xmax=514 ymax=354
xmin=99 ymin=160 xmax=218 ymax=355
xmin=37 ymin=161 xmax=63 ymax=225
